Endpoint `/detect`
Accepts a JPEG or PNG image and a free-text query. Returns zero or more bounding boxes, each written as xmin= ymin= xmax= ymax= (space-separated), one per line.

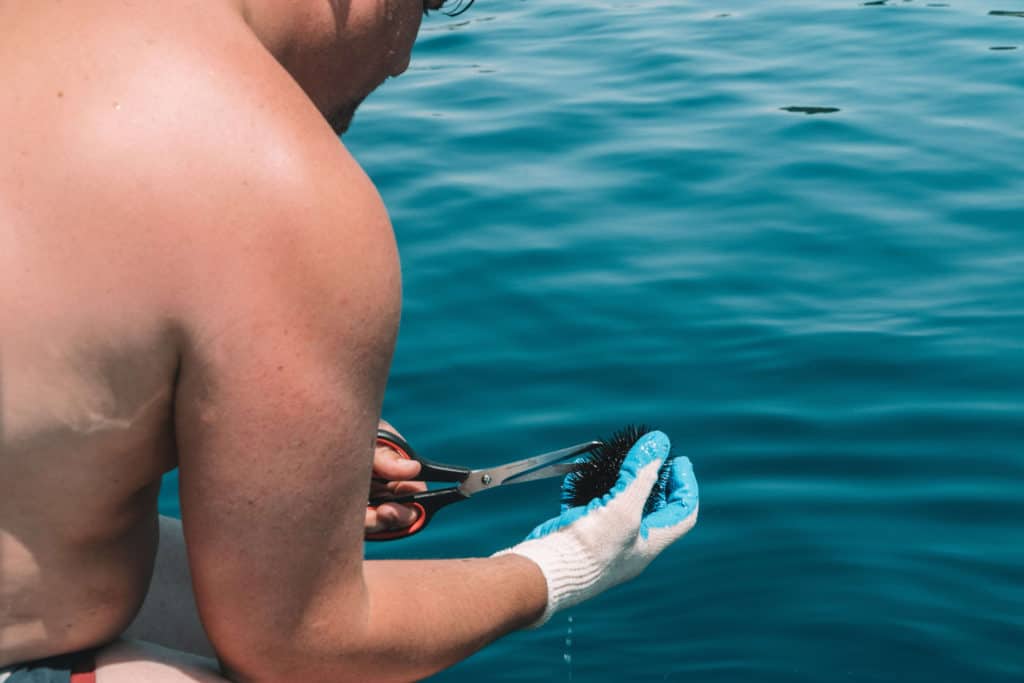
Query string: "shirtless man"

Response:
xmin=1 ymin=1 xmax=700 ymax=681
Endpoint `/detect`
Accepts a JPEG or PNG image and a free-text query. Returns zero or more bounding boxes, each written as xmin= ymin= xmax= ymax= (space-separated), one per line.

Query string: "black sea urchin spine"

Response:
xmin=563 ymin=424 xmax=673 ymax=514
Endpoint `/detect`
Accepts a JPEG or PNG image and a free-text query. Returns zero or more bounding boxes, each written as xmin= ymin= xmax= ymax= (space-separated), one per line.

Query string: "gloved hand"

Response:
xmin=494 ymin=430 xmax=699 ymax=626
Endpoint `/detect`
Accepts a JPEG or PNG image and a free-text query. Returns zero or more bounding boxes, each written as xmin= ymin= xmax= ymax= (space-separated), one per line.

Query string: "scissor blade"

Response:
xmin=494 ymin=462 xmax=580 ymax=486
xmin=458 ymin=440 xmax=601 ymax=497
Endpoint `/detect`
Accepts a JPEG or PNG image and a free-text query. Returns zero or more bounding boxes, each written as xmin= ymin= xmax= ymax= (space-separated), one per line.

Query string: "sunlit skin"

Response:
xmin=0 ymin=1 xmax=547 ymax=681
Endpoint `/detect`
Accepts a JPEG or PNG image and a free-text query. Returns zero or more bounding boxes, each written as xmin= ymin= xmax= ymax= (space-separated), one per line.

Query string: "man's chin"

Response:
xmin=328 ymin=110 xmax=354 ymax=136
xmin=327 ymin=100 xmax=362 ymax=136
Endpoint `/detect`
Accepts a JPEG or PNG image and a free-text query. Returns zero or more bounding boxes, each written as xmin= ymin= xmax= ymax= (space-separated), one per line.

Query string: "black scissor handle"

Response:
xmin=366 ymin=487 xmax=468 ymax=541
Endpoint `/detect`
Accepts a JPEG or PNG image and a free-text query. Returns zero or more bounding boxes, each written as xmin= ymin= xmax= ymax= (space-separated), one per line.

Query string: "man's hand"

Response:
xmin=365 ymin=419 xmax=426 ymax=535
xmin=495 ymin=430 xmax=699 ymax=626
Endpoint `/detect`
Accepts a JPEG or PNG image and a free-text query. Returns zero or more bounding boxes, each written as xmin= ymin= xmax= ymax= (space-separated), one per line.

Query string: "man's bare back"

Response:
xmin=0 ymin=0 xmax=416 ymax=671
xmin=2 ymin=2 xmax=698 ymax=680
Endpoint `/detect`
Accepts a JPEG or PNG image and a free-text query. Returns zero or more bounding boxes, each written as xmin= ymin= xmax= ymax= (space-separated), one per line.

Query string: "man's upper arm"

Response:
xmin=168 ymin=89 xmax=400 ymax=677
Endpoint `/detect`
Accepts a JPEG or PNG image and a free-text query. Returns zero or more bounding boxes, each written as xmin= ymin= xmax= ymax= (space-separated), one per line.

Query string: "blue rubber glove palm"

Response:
xmin=495 ymin=431 xmax=699 ymax=626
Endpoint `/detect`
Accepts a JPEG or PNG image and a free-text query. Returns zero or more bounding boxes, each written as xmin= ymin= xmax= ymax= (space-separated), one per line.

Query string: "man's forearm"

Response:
xmin=361 ymin=554 xmax=547 ymax=678
xmin=224 ymin=554 xmax=546 ymax=683
xmin=129 ymin=516 xmax=545 ymax=682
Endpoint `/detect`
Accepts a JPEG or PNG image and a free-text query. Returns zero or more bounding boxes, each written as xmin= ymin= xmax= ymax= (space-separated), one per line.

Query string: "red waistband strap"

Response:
xmin=69 ymin=650 xmax=96 ymax=683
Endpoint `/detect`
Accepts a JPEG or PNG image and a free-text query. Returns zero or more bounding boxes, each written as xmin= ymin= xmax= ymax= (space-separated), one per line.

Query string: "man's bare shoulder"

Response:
xmin=3 ymin=1 xmax=392 ymax=271
xmin=150 ymin=47 xmax=400 ymax=352
xmin=34 ymin=1 xmax=404 ymax=333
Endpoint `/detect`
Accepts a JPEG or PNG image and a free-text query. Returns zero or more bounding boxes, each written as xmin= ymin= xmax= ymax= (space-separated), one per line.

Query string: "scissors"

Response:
xmin=367 ymin=428 xmax=601 ymax=541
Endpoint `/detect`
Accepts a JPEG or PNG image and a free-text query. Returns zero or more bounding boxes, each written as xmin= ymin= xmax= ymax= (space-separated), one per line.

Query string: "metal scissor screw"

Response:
xmin=481 ymin=474 xmax=492 ymax=486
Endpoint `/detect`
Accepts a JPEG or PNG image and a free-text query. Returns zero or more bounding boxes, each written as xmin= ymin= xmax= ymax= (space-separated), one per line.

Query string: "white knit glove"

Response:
xmin=494 ymin=430 xmax=699 ymax=626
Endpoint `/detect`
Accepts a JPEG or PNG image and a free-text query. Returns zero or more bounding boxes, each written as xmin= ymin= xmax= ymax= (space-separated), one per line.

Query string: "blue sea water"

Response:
xmin=160 ymin=1 xmax=1024 ymax=680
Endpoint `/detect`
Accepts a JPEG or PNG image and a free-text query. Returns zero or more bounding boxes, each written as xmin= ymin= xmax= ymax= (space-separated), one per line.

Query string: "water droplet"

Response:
xmin=563 ymin=614 xmax=575 ymax=680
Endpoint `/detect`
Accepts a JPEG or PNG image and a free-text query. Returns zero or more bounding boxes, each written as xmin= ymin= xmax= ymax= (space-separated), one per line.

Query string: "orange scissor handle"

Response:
xmin=365 ymin=501 xmax=428 ymax=541
xmin=367 ymin=431 xmax=419 ymax=541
